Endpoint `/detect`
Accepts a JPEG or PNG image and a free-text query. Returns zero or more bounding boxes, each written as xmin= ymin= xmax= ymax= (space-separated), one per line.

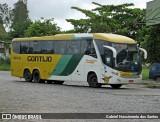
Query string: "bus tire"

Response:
xmin=47 ymin=80 xmax=53 ymax=84
xmin=24 ymin=69 xmax=33 ymax=82
xmin=87 ymin=73 xmax=102 ymax=88
xmin=33 ymin=70 xmax=44 ymax=83
xmin=110 ymin=84 xmax=122 ymax=89
xmin=53 ymin=81 xmax=64 ymax=85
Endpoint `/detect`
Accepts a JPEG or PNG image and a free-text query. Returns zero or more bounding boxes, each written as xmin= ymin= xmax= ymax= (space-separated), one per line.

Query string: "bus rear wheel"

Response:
xmin=33 ymin=70 xmax=45 ymax=83
xmin=24 ymin=69 xmax=33 ymax=82
xmin=110 ymin=84 xmax=122 ymax=89
xmin=87 ymin=73 xmax=102 ymax=88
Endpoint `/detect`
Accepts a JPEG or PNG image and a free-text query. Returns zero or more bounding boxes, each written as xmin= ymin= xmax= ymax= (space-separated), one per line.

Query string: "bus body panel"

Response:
xmin=11 ymin=33 xmax=144 ymax=86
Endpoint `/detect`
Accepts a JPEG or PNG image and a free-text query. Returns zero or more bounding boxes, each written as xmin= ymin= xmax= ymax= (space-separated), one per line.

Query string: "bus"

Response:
xmin=11 ymin=33 xmax=147 ymax=89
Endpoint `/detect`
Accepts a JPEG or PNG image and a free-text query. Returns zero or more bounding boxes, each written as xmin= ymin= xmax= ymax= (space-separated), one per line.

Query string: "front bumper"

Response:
xmin=108 ymin=76 xmax=142 ymax=84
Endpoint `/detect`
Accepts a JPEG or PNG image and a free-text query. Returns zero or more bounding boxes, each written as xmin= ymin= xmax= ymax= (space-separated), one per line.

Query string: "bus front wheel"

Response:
xmin=110 ymin=84 xmax=122 ymax=89
xmin=87 ymin=73 xmax=102 ymax=88
xmin=33 ymin=70 xmax=45 ymax=83
xmin=24 ymin=69 xmax=33 ymax=82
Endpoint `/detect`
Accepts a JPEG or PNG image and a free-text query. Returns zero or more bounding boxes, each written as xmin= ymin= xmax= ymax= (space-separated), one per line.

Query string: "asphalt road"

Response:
xmin=0 ymin=71 xmax=160 ymax=122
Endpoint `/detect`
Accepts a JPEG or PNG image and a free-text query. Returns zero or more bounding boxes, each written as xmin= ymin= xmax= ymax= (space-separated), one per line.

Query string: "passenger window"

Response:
xmin=21 ymin=41 xmax=29 ymax=54
xmin=12 ymin=41 xmax=20 ymax=54
xmin=54 ymin=41 xmax=66 ymax=54
xmin=41 ymin=41 xmax=54 ymax=54
xmin=66 ymin=40 xmax=80 ymax=54
xmin=33 ymin=41 xmax=41 ymax=54
xmin=28 ymin=41 xmax=33 ymax=54
xmin=81 ymin=39 xmax=97 ymax=58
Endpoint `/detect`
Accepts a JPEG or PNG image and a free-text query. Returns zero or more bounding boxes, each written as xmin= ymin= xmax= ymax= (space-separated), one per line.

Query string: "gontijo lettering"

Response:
xmin=27 ymin=56 xmax=52 ymax=62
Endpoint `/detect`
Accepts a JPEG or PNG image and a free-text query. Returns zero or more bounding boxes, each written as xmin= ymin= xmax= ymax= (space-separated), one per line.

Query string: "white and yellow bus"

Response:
xmin=11 ymin=33 xmax=147 ymax=88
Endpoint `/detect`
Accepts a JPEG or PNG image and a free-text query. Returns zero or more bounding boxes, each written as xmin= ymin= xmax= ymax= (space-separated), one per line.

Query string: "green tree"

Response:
xmin=0 ymin=3 xmax=13 ymax=40
xmin=10 ymin=0 xmax=31 ymax=38
xmin=0 ymin=23 xmax=7 ymax=40
xmin=67 ymin=2 xmax=144 ymax=39
xmin=67 ymin=2 xmax=160 ymax=63
xmin=0 ymin=3 xmax=13 ymax=32
xmin=140 ymin=25 xmax=160 ymax=63
xmin=24 ymin=18 xmax=61 ymax=37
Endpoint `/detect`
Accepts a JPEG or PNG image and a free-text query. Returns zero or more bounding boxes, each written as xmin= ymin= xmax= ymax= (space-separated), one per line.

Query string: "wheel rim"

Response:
xmin=92 ymin=77 xmax=97 ymax=85
xmin=25 ymin=72 xmax=30 ymax=80
xmin=24 ymin=70 xmax=32 ymax=81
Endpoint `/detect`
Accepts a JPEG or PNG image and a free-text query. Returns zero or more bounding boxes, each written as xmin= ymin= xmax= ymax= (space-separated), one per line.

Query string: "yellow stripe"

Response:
xmin=93 ymin=33 xmax=136 ymax=44
xmin=85 ymin=61 xmax=94 ymax=64
xmin=13 ymin=33 xmax=136 ymax=44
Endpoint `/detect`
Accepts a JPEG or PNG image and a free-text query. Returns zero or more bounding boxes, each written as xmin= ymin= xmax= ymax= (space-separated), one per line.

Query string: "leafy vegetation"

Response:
xmin=66 ymin=2 xmax=160 ymax=63
xmin=0 ymin=57 xmax=10 ymax=71
xmin=10 ymin=0 xmax=31 ymax=38
xmin=24 ymin=18 xmax=61 ymax=37
xmin=0 ymin=23 xmax=8 ymax=40
xmin=67 ymin=3 xmax=145 ymax=38
xmin=142 ymin=66 xmax=149 ymax=80
xmin=0 ymin=3 xmax=13 ymax=33
xmin=0 ymin=64 xmax=10 ymax=71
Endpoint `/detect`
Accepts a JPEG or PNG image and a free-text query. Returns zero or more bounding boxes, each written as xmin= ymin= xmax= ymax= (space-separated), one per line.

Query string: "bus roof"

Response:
xmin=12 ymin=33 xmax=136 ymax=44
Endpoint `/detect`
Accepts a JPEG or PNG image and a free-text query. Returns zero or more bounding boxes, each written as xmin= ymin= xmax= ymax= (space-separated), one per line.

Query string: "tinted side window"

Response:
xmin=28 ymin=41 xmax=33 ymax=54
xmin=41 ymin=41 xmax=54 ymax=54
xmin=95 ymin=40 xmax=110 ymax=62
xmin=81 ymin=39 xmax=97 ymax=58
xmin=95 ymin=40 xmax=110 ymax=55
xmin=66 ymin=40 xmax=81 ymax=54
xmin=33 ymin=41 xmax=41 ymax=54
xmin=54 ymin=41 xmax=66 ymax=54
xmin=95 ymin=40 xmax=104 ymax=55
xmin=81 ymin=39 xmax=94 ymax=54
xmin=12 ymin=41 xmax=20 ymax=54
xmin=21 ymin=41 xmax=29 ymax=54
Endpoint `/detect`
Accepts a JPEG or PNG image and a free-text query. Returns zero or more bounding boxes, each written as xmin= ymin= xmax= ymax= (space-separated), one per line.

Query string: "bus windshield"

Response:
xmin=112 ymin=43 xmax=141 ymax=72
xmin=95 ymin=40 xmax=142 ymax=72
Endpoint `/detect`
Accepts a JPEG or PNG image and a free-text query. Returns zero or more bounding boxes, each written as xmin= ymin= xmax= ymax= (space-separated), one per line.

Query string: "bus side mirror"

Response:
xmin=104 ymin=49 xmax=114 ymax=68
xmin=139 ymin=48 xmax=147 ymax=60
xmin=103 ymin=45 xmax=117 ymax=58
xmin=103 ymin=45 xmax=117 ymax=68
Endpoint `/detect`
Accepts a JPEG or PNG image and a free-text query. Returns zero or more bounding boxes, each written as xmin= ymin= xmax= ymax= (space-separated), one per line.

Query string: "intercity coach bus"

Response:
xmin=11 ymin=33 xmax=147 ymax=88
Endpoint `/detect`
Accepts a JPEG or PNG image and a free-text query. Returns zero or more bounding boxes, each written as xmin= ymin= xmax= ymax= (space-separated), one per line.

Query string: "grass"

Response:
xmin=142 ymin=65 xmax=160 ymax=88
xmin=0 ymin=64 xmax=10 ymax=71
xmin=0 ymin=57 xmax=10 ymax=71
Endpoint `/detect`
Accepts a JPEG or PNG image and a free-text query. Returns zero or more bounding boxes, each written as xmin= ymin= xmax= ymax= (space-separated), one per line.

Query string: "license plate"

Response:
xmin=129 ymin=80 xmax=134 ymax=83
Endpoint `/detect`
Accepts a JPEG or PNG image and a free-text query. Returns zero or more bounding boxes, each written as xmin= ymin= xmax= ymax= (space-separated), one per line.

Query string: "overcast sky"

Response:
xmin=1 ymin=0 xmax=151 ymax=31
